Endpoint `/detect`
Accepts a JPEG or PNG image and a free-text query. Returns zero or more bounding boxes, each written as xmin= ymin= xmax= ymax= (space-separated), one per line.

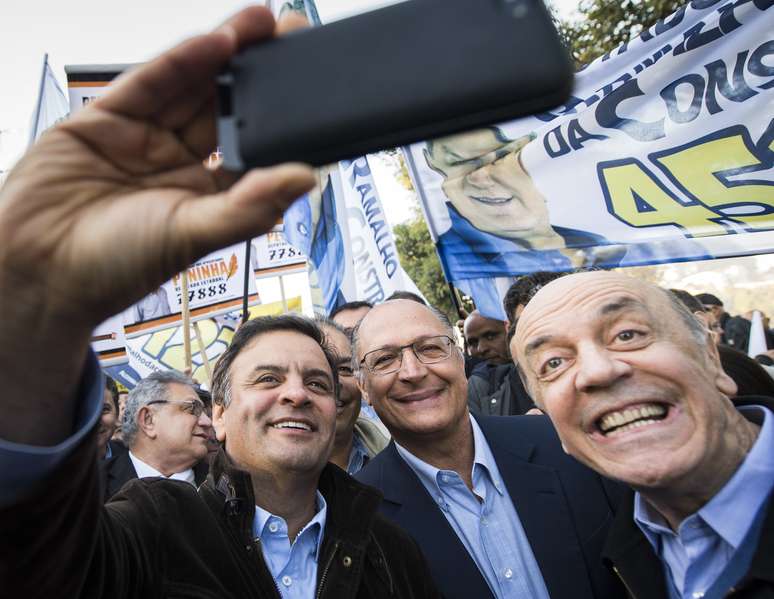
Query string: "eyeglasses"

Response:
xmin=147 ymin=398 xmax=206 ymax=417
xmin=360 ymin=335 xmax=455 ymax=375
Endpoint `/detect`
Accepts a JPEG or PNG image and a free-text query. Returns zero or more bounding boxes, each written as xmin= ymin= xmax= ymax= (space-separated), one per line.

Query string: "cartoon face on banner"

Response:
xmin=406 ymin=0 xmax=774 ymax=297
xmin=423 ymin=128 xmax=554 ymax=246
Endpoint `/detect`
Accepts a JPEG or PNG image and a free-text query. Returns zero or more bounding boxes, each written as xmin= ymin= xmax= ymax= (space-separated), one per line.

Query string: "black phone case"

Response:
xmin=217 ymin=0 xmax=573 ymax=170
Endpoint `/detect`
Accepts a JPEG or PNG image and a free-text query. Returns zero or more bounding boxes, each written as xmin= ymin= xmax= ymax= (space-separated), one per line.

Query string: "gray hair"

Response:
xmin=662 ymin=287 xmax=709 ymax=347
xmin=351 ymin=300 xmax=455 ymax=376
xmin=122 ymin=370 xmax=194 ymax=448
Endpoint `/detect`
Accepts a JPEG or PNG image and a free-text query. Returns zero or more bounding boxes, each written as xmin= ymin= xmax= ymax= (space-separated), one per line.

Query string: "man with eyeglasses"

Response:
xmin=354 ymin=299 xmax=627 ymax=599
xmin=104 ymin=370 xmax=211 ymax=500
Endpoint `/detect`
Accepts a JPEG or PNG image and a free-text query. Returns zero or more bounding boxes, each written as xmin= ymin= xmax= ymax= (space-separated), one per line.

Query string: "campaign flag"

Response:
xmin=404 ymin=1 xmax=774 ymax=320
xmin=28 ymin=55 xmax=70 ymax=146
xmin=284 ymin=159 xmax=422 ymax=315
xmin=106 ymin=296 xmax=303 ymax=389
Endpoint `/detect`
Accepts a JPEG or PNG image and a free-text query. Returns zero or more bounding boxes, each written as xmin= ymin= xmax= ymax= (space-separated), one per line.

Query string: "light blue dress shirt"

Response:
xmin=346 ymin=433 xmax=370 ymax=475
xmin=396 ymin=415 xmax=550 ymax=599
xmin=253 ymin=493 xmax=327 ymax=599
xmin=634 ymin=405 xmax=774 ymax=599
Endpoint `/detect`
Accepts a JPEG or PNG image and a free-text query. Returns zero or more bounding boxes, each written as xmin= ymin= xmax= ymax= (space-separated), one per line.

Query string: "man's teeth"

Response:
xmin=598 ymin=404 xmax=667 ymax=435
xmin=272 ymin=421 xmax=311 ymax=431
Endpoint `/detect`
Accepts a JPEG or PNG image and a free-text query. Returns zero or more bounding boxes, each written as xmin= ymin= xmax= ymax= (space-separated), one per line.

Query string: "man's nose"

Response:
xmin=397 ymin=347 xmax=428 ymax=381
xmin=198 ymin=411 xmax=212 ymax=428
xmin=465 ymin=167 xmax=494 ymax=188
xmin=279 ymin=378 xmax=312 ymax=406
xmin=574 ymin=343 xmax=631 ymax=392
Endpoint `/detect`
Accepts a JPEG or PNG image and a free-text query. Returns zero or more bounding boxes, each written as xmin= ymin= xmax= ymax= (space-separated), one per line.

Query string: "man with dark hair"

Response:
xmin=502 ymin=271 xmax=567 ymax=325
xmin=104 ymin=370 xmax=212 ymax=500
xmin=329 ymin=300 xmax=373 ymax=334
xmin=466 ymin=273 xmax=566 ymax=417
xmin=0 ymin=9 xmax=438 ymax=598
xmin=98 ymin=377 xmax=122 ymax=460
xmin=512 ymin=272 xmax=774 ymax=598
xmin=315 ymin=317 xmax=389 ymax=474
xmin=354 ymin=299 xmax=626 ymax=599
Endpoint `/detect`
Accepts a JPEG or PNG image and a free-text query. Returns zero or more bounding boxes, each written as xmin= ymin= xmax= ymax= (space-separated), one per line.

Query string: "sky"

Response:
xmin=0 ymin=0 xmax=580 ymax=227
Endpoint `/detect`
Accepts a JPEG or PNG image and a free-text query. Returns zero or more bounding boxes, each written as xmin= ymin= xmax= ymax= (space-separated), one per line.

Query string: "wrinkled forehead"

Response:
xmin=357 ymin=300 xmax=448 ymax=356
xmin=513 ymin=273 xmax=664 ymax=354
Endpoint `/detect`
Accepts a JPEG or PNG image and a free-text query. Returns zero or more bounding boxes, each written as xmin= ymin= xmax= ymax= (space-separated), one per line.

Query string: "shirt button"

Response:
xmin=490 ymin=397 xmax=497 ymax=404
xmin=481 ymin=517 xmax=488 ymax=526
xmin=268 ymin=522 xmax=279 ymax=533
xmin=504 ymin=568 xmax=513 ymax=579
xmin=282 ymin=575 xmax=292 ymax=587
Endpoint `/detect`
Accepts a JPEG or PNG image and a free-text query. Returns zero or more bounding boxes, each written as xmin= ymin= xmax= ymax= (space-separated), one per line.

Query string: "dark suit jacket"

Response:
xmin=103 ymin=450 xmax=209 ymax=501
xmin=356 ymin=415 xmax=626 ymax=599
xmin=602 ymin=397 xmax=774 ymax=598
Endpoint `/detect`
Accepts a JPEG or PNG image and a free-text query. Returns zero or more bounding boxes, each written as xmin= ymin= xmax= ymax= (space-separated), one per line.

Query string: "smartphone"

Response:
xmin=217 ymin=0 xmax=573 ymax=170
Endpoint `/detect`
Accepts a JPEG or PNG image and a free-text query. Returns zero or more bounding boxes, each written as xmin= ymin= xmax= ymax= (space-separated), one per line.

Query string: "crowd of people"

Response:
xmin=1 ymin=7 xmax=773 ymax=599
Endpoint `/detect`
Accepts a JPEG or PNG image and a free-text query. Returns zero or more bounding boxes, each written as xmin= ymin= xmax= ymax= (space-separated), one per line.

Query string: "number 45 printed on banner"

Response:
xmin=598 ymin=124 xmax=774 ymax=237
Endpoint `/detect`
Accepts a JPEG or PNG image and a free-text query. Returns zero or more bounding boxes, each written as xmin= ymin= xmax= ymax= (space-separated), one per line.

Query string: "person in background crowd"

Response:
xmin=512 ymin=271 xmax=774 ymax=599
xmin=468 ymin=273 xmax=567 ymax=417
xmin=112 ymin=388 xmax=130 ymax=443
xmin=196 ymin=386 xmax=220 ymax=457
xmin=329 ymin=300 xmax=373 ymax=335
xmin=105 ymin=370 xmax=212 ymax=500
xmin=464 ymin=308 xmax=536 ymax=416
xmin=317 ymin=317 xmax=389 ymax=474
xmin=671 ymin=289 xmax=774 ymax=398
xmin=354 ymin=299 xmax=626 ymax=599
xmin=0 ymin=9 xmax=440 ymax=598
xmin=502 ymin=271 xmax=567 ymax=325
xmin=696 ymin=292 xmax=730 ymax=343
xmin=98 ymin=377 xmax=122 ymax=460
xmin=463 ymin=310 xmax=510 ymax=366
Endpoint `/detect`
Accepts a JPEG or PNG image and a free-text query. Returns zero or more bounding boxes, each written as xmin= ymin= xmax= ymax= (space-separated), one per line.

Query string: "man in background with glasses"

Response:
xmin=354 ymin=299 xmax=627 ymax=599
xmin=104 ymin=371 xmax=211 ymax=501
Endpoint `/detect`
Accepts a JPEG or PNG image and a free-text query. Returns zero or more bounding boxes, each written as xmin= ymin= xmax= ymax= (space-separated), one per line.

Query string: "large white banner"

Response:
xmin=404 ymin=0 xmax=774 ymax=319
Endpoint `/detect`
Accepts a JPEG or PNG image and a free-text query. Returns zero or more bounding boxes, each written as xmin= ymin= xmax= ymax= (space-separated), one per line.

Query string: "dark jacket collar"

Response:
xmin=602 ymin=396 xmax=774 ymax=597
xmin=202 ymin=447 xmax=383 ymax=548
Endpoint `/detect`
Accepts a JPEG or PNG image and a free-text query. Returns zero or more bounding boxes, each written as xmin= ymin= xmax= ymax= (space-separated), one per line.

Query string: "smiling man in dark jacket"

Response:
xmin=0 ymin=8 xmax=439 ymax=598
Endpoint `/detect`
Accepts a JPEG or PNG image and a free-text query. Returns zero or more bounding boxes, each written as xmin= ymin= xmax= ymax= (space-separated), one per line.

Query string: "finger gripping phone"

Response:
xmin=217 ymin=0 xmax=573 ymax=170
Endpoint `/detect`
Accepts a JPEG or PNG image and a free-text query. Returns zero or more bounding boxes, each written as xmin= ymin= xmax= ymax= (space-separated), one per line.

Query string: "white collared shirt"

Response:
xmin=128 ymin=451 xmax=196 ymax=486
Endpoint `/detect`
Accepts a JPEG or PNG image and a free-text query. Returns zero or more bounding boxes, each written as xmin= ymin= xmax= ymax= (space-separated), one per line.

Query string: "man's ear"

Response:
xmin=137 ymin=406 xmax=157 ymax=439
xmin=704 ymin=335 xmax=737 ymax=397
xmin=212 ymin=402 xmax=227 ymax=443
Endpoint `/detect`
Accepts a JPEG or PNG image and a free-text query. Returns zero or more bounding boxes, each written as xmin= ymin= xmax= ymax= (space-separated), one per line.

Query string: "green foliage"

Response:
xmin=560 ymin=0 xmax=686 ymax=66
xmin=394 ymin=212 xmax=460 ymax=322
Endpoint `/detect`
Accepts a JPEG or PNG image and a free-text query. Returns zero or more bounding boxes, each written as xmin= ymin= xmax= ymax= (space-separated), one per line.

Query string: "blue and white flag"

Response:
xmin=404 ymin=1 xmax=774 ymax=320
xmin=285 ymin=159 xmax=422 ymax=315
xmin=29 ymin=55 xmax=69 ymax=146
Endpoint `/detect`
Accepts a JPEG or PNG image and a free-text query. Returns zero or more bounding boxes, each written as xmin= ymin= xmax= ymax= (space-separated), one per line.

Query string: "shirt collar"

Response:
xmin=395 ymin=413 xmax=505 ymax=496
xmin=128 ymin=451 xmax=195 ymax=485
xmin=634 ymin=405 xmax=774 ymax=548
xmin=347 ymin=433 xmax=370 ymax=475
xmin=253 ymin=491 xmax=328 ymax=562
